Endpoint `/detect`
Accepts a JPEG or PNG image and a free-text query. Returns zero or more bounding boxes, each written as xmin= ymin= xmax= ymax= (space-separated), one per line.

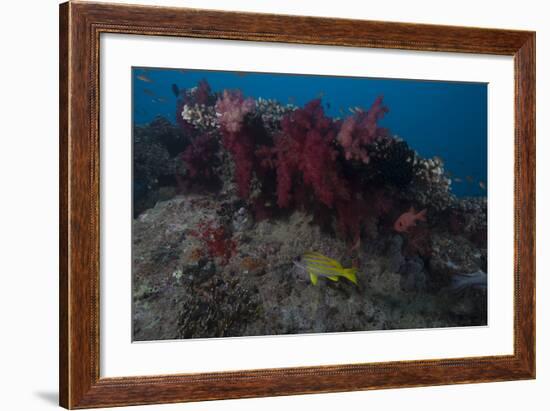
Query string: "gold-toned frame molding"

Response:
xmin=59 ymin=1 xmax=535 ymax=408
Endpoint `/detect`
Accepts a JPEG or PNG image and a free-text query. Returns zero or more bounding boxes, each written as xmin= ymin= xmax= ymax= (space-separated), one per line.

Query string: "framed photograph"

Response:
xmin=59 ymin=1 xmax=535 ymax=408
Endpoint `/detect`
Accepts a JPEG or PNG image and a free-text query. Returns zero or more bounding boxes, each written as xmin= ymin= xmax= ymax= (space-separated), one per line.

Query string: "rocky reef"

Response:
xmin=132 ymin=80 xmax=487 ymax=341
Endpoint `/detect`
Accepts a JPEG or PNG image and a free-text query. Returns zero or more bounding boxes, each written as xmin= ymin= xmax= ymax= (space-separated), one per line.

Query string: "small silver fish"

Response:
xmin=137 ymin=74 xmax=152 ymax=83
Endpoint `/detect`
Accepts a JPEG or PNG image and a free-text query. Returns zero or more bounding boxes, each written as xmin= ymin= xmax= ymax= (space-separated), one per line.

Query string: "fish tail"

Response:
xmin=341 ymin=268 xmax=358 ymax=285
xmin=309 ymin=272 xmax=318 ymax=286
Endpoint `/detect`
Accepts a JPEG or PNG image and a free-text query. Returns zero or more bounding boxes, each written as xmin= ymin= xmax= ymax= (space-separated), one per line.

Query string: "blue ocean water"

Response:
xmin=133 ymin=67 xmax=487 ymax=197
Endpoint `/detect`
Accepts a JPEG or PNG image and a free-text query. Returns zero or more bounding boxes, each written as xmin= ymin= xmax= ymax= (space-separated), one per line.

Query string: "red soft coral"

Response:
xmin=180 ymin=133 xmax=218 ymax=181
xmin=194 ymin=79 xmax=213 ymax=105
xmin=228 ymin=131 xmax=255 ymax=198
xmin=273 ymin=99 xmax=349 ymax=209
xmin=215 ymin=90 xmax=257 ymax=197
xmin=335 ymin=197 xmax=369 ymax=245
xmin=334 ymin=188 xmax=393 ymax=245
xmin=336 ymin=96 xmax=389 ymax=163
xmin=189 ymin=220 xmax=237 ymax=265
xmin=272 ymin=134 xmax=298 ymax=208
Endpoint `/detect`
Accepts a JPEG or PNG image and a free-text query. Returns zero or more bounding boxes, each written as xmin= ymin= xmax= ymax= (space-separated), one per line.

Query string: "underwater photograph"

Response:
xmin=132 ymin=67 xmax=488 ymax=341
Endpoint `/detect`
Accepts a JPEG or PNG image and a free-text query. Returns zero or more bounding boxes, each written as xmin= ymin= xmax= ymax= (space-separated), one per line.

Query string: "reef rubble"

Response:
xmin=133 ymin=192 xmax=487 ymax=340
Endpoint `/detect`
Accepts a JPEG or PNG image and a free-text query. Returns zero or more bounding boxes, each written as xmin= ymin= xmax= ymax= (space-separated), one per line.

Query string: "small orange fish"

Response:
xmin=466 ymin=175 xmax=474 ymax=183
xmin=393 ymin=207 xmax=427 ymax=233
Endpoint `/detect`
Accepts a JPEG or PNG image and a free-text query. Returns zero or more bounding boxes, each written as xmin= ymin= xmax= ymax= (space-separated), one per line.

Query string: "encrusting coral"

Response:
xmin=176 ymin=79 xmax=217 ymax=134
xmin=366 ymin=138 xmax=418 ymax=188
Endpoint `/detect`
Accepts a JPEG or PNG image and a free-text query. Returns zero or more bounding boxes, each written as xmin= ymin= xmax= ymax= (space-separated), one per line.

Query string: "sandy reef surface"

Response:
xmin=133 ymin=192 xmax=486 ymax=341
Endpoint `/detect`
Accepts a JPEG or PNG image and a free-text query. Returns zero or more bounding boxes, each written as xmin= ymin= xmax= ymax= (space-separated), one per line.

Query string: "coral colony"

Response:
xmin=175 ymin=82 xmax=462 ymax=245
xmin=132 ymin=76 xmax=488 ymax=341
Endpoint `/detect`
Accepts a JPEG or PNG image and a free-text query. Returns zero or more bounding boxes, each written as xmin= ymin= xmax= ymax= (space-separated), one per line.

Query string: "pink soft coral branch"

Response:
xmin=215 ymin=90 xmax=255 ymax=133
xmin=215 ymin=90 xmax=257 ymax=198
xmin=336 ymin=96 xmax=389 ymax=163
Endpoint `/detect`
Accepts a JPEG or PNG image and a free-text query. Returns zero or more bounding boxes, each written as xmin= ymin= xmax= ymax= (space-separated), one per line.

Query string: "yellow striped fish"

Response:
xmin=294 ymin=252 xmax=358 ymax=286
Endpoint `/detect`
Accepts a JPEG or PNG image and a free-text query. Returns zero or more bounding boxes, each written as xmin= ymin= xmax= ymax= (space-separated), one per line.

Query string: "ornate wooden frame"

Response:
xmin=59 ymin=1 xmax=536 ymax=408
